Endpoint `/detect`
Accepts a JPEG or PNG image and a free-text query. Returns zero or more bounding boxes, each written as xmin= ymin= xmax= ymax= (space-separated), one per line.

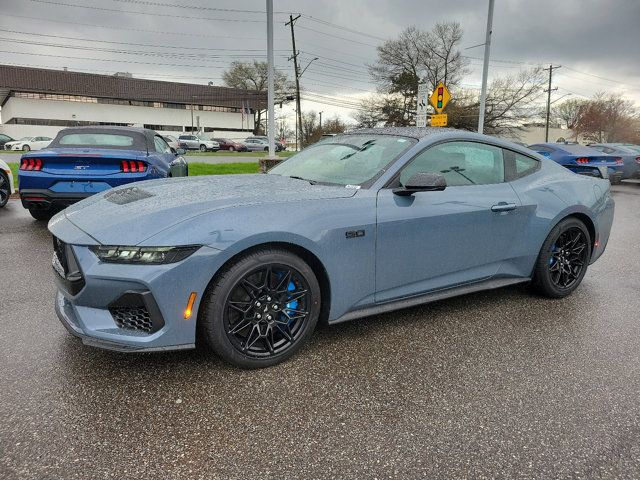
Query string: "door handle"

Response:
xmin=491 ymin=202 xmax=517 ymax=212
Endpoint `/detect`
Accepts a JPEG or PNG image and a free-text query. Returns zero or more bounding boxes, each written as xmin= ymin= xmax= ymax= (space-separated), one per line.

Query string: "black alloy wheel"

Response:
xmin=532 ymin=217 xmax=591 ymax=298
xmin=548 ymin=227 xmax=589 ymax=289
xmin=200 ymin=248 xmax=321 ymax=368
xmin=0 ymin=172 xmax=9 ymax=207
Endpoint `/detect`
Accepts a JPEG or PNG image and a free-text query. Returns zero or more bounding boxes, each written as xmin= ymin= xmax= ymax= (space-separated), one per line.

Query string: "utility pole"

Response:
xmin=266 ymin=0 xmax=276 ymax=157
xmin=286 ymin=14 xmax=302 ymax=150
xmin=319 ymin=111 xmax=323 ymax=131
xmin=544 ymin=64 xmax=561 ymax=142
xmin=478 ymin=0 xmax=495 ymax=134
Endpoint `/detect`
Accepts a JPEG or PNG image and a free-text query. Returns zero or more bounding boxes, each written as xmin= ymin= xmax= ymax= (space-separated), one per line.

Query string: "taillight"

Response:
xmin=576 ymin=157 xmax=590 ymax=164
xmin=120 ymin=161 xmax=147 ymax=173
xmin=19 ymin=158 xmax=43 ymax=171
xmin=613 ymin=157 xmax=623 ymax=165
xmin=635 ymin=156 xmax=640 ymax=165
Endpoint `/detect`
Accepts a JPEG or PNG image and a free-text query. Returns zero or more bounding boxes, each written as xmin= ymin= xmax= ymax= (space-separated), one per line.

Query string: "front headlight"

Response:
xmin=90 ymin=245 xmax=201 ymax=264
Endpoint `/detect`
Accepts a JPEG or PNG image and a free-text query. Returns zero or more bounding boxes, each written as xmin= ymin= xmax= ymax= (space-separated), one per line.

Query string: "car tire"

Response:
xmin=531 ymin=217 xmax=591 ymax=298
xmin=29 ymin=208 xmax=54 ymax=221
xmin=199 ymin=248 xmax=322 ymax=369
xmin=22 ymin=145 xmax=30 ymax=152
xmin=0 ymin=172 xmax=9 ymax=208
xmin=609 ymin=174 xmax=622 ymax=185
xmin=199 ymin=144 xmax=207 ymax=152
xmin=229 ymin=146 xmax=234 ymax=152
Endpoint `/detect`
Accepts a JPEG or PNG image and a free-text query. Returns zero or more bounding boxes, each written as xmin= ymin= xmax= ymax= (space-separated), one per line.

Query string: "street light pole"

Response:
xmin=265 ymin=0 xmax=276 ymax=157
xmin=478 ymin=0 xmax=495 ymax=134
xmin=319 ymin=111 xmax=323 ymax=131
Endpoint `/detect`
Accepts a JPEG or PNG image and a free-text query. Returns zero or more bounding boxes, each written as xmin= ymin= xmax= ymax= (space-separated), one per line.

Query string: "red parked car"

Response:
xmin=213 ymin=138 xmax=247 ymax=152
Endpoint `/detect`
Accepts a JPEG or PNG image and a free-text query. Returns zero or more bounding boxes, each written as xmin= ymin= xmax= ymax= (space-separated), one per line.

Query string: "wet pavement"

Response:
xmin=1 ymin=183 xmax=639 ymax=479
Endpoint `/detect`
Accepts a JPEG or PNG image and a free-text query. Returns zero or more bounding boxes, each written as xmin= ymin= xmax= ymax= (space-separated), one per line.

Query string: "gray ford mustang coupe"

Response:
xmin=49 ymin=127 xmax=614 ymax=368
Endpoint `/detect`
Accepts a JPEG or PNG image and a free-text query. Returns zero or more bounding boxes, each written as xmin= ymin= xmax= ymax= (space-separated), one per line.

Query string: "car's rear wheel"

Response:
xmin=29 ymin=208 xmax=54 ymax=221
xmin=0 ymin=172 xmax=9 ymax=208
xmin=200 ymin=248 xmax=321 ymax=369
xmin=532 ymin=217 xmax=591 ymax=298
xmin=229 ymin=146 xmax=235 ymax=152
xmin=22 ymin=145 xmax=30 ymax=152
xmin=199 ymin=144 xmax=207 ymax=152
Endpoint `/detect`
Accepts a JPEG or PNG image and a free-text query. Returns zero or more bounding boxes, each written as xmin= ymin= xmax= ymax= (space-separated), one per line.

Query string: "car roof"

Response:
xmin=48 ymin=126 xmax=155 ymax=151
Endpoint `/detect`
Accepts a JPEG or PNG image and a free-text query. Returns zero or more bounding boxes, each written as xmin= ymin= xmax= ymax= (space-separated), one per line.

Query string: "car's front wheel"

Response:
xmin=532 ymin=217 xmax=591 ymax=298
xmin=199 ymin=144 xmax=207 ymax=152
xmin=200 ymin=248 xmax=321 ymax=369
xmin=0 ymin=172 xmax=9 ymax=208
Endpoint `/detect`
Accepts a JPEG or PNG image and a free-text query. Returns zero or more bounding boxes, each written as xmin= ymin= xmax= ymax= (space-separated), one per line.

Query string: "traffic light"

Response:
xmin=437 ymin=87 xmax=443 ymax=109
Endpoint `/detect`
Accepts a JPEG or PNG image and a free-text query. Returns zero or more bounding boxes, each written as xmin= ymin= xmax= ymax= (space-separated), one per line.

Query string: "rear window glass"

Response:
xmin=59 ymin=134 xmax=135 ymax=147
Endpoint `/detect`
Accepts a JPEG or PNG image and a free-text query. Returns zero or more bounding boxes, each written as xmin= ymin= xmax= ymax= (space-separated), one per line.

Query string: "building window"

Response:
xmin=143 ymin=124 xmax=183 ymax=132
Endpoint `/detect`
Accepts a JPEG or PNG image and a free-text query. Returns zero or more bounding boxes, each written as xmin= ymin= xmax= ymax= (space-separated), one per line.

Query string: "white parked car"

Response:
xmin=177 ymin=134 xmax=219 ymax=152
xmin=0 ymin=159 xmax=15 ymax=208
xmin=162 ymin=135 xmax=180 ymax=151
xmin=4 ymin=136 xmax=52 ymax=151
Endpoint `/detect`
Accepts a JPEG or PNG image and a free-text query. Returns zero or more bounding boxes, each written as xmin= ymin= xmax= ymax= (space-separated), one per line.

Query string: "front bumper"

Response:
xmin=51 ymin=240 xmax=224 ymax=353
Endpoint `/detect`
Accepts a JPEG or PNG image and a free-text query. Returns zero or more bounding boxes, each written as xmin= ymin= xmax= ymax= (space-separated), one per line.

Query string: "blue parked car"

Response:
xmin=49 ymin=127 xmax=614 ymax=368
xmin=587 ymin=143 xmax=640 ymax=180
xmin=19 ymin=126 xmax=188 ymax=220
xmin=528 ymin=142 xmax=624 ymax=184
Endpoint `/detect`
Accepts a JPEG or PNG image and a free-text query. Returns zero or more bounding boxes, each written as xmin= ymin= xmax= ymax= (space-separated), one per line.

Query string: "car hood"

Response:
xmin=57 ymin=174 xmax=357 ymax=245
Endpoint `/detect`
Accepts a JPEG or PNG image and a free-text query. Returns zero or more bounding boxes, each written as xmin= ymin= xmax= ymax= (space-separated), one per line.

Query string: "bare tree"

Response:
xmin=419 ymin=22 xmax=468 ymax=91
xmin=576 ymin=93 xmax=638 ymax=142
xmin=222 ymin=60 xmax=295 ymax=134
xmin=368 ymin=23 xmax=468 ymax=126
xmin=553 ymin=98 xmax=586 ymax=140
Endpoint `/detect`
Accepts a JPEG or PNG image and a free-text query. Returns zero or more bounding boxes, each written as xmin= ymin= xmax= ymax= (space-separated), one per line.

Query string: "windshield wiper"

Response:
xmin=289 ymin=175 xmax=317 ymax=185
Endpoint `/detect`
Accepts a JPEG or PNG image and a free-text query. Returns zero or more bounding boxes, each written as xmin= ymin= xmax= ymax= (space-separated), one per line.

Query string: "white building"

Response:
xmin=0 ymin=65 xmax=265 ymax=140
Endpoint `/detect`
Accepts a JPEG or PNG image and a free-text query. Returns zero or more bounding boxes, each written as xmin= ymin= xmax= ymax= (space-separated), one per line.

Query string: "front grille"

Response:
xmin=110 ymin=306 xmax=153 ymax=332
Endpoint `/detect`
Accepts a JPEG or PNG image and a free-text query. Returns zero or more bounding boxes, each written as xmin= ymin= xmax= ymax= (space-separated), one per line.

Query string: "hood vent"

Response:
xmin=105 ymin=186 xmax=154 ymax=205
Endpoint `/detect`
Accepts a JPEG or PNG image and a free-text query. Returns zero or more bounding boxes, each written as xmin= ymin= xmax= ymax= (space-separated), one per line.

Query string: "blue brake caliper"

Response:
xmin=285 ymin=281 xmax=298 ymax=326
xmin=549 ymin=243 xmax=557 ymax=266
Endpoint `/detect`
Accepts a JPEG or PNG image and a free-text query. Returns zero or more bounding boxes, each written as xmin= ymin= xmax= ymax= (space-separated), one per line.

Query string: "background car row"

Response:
xmin=3 ymin=136 xmax=53 ymax=151
xmin=528 ymin=142 xmax=640 ymax=183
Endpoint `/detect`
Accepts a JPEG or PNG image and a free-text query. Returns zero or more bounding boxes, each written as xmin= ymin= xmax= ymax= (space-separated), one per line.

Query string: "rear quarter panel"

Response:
xmin=510 ymin=159 xmax=612 ymax=273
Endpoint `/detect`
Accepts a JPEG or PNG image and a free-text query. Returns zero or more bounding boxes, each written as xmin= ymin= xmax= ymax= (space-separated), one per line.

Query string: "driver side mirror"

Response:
xmin=175 ymin=147 xmax=186 ymax=156
xmin=393 ymin=172 xmax=447 ymax=196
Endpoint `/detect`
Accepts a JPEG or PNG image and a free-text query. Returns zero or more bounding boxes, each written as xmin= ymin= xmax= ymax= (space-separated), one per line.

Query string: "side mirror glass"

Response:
xmin=393 ymin=172 xmax=447 ymax=196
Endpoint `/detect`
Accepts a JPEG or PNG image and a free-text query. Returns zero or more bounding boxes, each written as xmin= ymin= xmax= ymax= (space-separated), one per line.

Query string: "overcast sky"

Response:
xmin=2 ymin=0 xmax=639 ymax=127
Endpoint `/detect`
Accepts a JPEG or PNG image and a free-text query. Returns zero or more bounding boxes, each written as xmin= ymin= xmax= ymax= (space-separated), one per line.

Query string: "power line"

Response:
xmin=296 ymin=25 xmax=378 ymax=48
xmin=299 ymin=14 xmax=386 ymax=42
xmin=26 ymin=0 xmax=267 ymax=22
xmin=0 ymin=29 xmax=288 ymax=53
xmin=0 ymin=37 xmax=288 ymax=60
xmin=0 ymin=13 xmax=285 ymax=40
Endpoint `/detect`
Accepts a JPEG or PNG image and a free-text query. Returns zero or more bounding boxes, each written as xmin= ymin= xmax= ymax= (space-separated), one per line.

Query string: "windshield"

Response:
xmin=269 ymin=135 xmax=415 ymax=186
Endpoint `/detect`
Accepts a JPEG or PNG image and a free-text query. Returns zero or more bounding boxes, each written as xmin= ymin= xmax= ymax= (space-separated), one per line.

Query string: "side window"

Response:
xmin=505 ymin=150 xmax=540 ymax=181
xmin=154 ymin=136 xmax=172 ymax=153
xmin=400 ymin=141 xmax=504 ymax=187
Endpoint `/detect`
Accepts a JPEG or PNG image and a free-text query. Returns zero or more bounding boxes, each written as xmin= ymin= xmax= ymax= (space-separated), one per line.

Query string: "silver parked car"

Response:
xmin=178 ymin=134 xmax=219 ymax=152
xmin=243 ymin=138 xmax=270 ymax=152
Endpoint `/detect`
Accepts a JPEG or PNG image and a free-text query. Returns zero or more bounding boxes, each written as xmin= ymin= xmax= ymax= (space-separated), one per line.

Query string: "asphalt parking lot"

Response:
xmin=1 ymin=183 xmax=639 ymax=479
